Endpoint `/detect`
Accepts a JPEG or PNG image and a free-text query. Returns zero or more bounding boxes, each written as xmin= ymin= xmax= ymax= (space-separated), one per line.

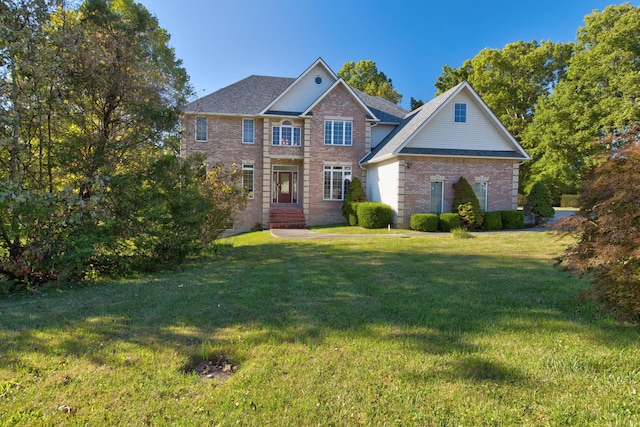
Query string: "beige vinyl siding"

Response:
xmin=270 ymin=66 xmax=335 ymax=113
xmin=406 ymin=92 xmax=514 ymax=152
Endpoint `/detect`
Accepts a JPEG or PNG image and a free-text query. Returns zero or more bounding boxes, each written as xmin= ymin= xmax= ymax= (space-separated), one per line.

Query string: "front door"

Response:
xmin=272 ymin=167 xmax=298 ymax=204
xmin=277 ymin=171 xmax=292 ymax=203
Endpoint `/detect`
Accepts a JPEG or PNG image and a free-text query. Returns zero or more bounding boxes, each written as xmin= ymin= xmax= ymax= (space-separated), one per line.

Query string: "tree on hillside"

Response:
xmin=338 ymin=60 xmax=402 ymax=104
xmin=558 ymin=127 xmax=640 ymax=319
xmin=522 ymin=3 xmax=640 ymax=200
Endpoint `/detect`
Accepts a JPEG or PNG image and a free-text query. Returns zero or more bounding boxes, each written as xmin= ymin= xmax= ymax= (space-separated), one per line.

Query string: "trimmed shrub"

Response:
xmin=342 ymin=177 xmax=367 ymax=225
xmin=343 ymin=201 xmax=361 ymax=226
xmin=410 ymin=213 xmax=439 ymax=232
xmin=438 ymin=213 xmax=461 ymax=232
xmin=560 ymin=194 xmax=580 ymax=208
xmin=526 ymin=181 xmax=555 ymax=224
xmin=501 ymin=210 xmax=524 ymax=229
xmin=356 ymin=202 xmax=393 ymax=229
xmin=452 ymin=177 xmax=484 ymax=230
xmin=480 ymin=211 xmax=503 ymax=231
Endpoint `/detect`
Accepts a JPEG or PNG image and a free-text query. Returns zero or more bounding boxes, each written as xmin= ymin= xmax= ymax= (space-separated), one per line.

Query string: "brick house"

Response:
xmin=181 ymin=58 xmax=530 ymax=233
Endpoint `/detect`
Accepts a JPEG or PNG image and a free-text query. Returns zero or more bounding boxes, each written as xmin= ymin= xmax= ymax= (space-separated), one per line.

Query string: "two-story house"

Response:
xmin=180 ymin=58 xmax=530 ymax=233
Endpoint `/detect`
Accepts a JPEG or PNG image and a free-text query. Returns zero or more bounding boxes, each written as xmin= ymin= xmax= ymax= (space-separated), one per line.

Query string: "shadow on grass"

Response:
xmin=0 ymin=233 xmax=636 ymax=385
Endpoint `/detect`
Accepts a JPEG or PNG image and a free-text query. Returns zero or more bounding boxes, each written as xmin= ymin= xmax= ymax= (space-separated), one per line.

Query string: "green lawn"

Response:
xmin=1 ymin=231 xmax=639 ymax=426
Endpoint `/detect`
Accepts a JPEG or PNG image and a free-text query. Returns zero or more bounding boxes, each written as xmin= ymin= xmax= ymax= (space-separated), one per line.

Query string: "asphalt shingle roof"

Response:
xmin=183 ymin=75 xmax=408 ymax=123
xmin=184 ymin=75 xmax=296 ymax=115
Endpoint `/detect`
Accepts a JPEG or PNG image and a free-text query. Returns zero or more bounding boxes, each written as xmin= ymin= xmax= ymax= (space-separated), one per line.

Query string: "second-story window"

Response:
xmin=195 ymin=117 xmax=208 ymax=142
xmin=324 ymin=120 xmax=352 ymax=145
xmin=272 ymin=120 xmax=301 ymax=146
xmin=242 ymin=119 xmax=254 ymax=144
xmin=454 ymin=103 xmax=467 ymax=123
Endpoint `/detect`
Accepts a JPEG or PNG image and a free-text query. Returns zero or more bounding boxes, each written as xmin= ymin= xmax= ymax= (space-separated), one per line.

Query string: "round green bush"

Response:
xmin=410 ymin=213 xmax=439 ymax=232
xmin=452 ymin=177 xmax=484 ymax=230
xmin=438 ymin=213 xmax=461 ymax=232
xmin=356 ymin=202 xmax=393 ymax=229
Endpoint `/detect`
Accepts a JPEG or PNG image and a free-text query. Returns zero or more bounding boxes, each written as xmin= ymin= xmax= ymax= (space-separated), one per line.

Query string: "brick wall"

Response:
xmin=305 ymin=84 xmax=370 ymax=226
xmin=181 ymin=114 xmax=264 ymax=232
xmin=402 ymin=156 xmax=519 ymax=225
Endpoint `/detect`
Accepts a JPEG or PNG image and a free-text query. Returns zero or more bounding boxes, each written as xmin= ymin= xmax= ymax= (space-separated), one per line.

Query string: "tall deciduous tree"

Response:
xmin=523 ymin=4 xmax=640 ymax=199
xmin=338 ymin=60 xmax=402 ymax=104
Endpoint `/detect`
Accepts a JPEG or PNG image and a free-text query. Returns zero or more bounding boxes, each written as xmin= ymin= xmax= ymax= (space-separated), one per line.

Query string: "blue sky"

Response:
xmin=139 ymin=0 xmax=638 ymax=110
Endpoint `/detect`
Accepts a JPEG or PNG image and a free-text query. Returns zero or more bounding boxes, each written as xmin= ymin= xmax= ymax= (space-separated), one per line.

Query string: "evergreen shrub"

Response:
xmin=527 ymin=182 xmax=555 ymax=224
xmin=438 ymin=213 xmax=461 ymax=232
xmin=481 ymin=211 xmax=503 ymax=231
xmin=356 ymin=202 xmax=393 ymax=229
xmin=452 ymin=177 xmax=484 ymax=230
xmin=501 ymin=210 xmax=524 ymax=229
xmin=342 ymin=177 xmax=367 ymax=225
xmin=410 ymin=213 xmax=439 ymax=232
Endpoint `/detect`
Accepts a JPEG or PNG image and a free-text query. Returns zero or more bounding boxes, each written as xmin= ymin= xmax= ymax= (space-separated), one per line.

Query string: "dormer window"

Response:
xmin=454 ymin=103 xmax=467 ymax=123
xmin=272 ymin=120 xmax=301 ymax=146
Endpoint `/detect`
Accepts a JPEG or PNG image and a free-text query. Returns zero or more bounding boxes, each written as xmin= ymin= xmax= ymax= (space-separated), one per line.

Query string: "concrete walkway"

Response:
xmin=269 ymin=208 xmax=578 ymax=240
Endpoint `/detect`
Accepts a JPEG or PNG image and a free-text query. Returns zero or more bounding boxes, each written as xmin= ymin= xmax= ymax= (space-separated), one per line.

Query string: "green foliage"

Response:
xmin=410 ymin=214 xmax=439 ymax=232
xmin=356 ymin=202 xmax=393 ymax=229
xmin=0 ymin=0 xmax=202 ymax=285
xmin=436 ymin=40 xmax=573 ymax=145
xmin=438 ymin=213 xmax=461 ymax=232
xmin=452 ymin=177 xmax=484 ymax=230
xmin=522 ymin=4 xmax=640 ymax=194
xmin=500 ymin=210 xmax=525 ymax=229
xmin=338 ymin=60 xmax=402 ymax=104
xmin=451 ymin=227 xmax=474 ymax=239
xmin=342 ymin=177 xmax=366 ymax=225
xmin=526 ymin=182 xmax=555 ymax=224
xmin=480 ymin=211 xmax=503 ymax=231
xmin=560 ymin=194 xmax=580 ymax=208
xmin=559 ymin=137 xmax=640 ymax=319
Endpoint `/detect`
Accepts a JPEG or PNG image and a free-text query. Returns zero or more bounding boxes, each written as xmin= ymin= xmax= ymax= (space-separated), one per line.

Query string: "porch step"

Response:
xmin=268 ymin=207 xmax=306 ymax=229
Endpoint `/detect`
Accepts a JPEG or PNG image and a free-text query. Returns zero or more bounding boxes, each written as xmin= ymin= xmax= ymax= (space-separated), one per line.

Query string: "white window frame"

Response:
xmin=324 ymin=120 xmax=353 ymax=146
xmin=323 ymin=165 xmax=352 ymax=201
xmin=473 ymin=181 xmax=488 ymax=211
xmin=272 ymin=120 xmax=301 ymax=146
xmin=242 ymin=163 xmax=254 ymax=199
xmin=454 ymin=103 xmax=467 ymax=123
xmin=195 ymin=116 xmax=208 ymax=142
xmin=242 ymin=119 xmax=254 ymax=144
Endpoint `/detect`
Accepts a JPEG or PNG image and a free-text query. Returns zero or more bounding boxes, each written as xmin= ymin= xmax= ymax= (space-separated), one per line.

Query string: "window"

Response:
xmin=473 ymin=182 xmax=488 ymax=211
xmin=196 ymin=117 xmax=208 ymax=141
xmin=242 ymin=119 xmax=254 ymax=144
xmin=324 ymin=120 xmax=352 ymax=145
xmin=430 ymin=181 xmax=444 ymax=214
xmin=454 ymin=103 xmax=467 ymax=123
xmin=323 ymin=166 xmax=352 ymax=200
xmin=272 ymin=120 xmax=301 ymax=146
xmin=242 ymin=164 xmax=254 ymax=199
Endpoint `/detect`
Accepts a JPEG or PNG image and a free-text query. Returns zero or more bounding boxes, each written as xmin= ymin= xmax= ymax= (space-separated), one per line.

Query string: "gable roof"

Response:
xmin=182 ymin=58 xmax=407 ymax=123
xmin=300 ymin=78 xmax=381 ymax=122
xmin=361 ymin=82 xmax=530 ymax=164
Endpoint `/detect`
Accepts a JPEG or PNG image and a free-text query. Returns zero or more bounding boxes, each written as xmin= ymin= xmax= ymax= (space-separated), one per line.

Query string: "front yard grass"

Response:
xmin=1 ymin=231 xmax=639 ymax=425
